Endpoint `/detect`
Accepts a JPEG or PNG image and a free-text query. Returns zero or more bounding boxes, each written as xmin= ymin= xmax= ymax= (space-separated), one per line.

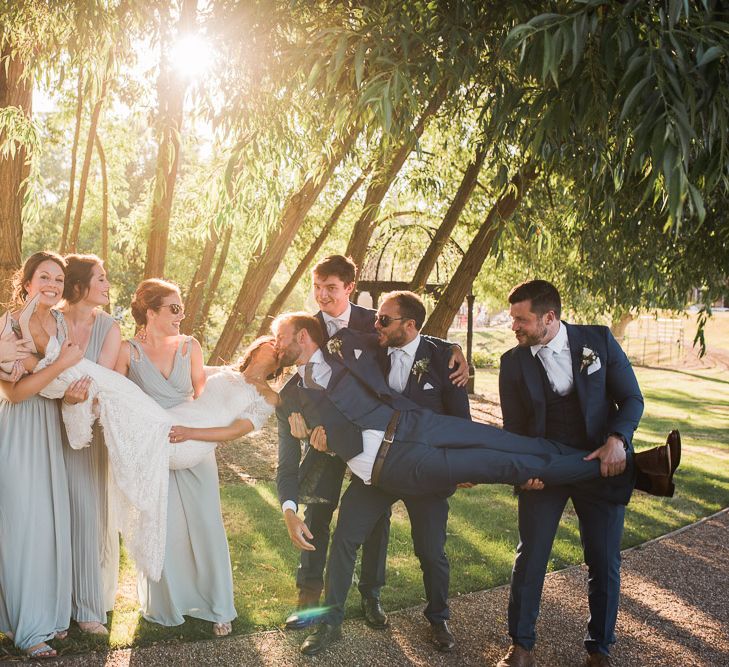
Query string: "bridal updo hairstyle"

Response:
xmin=9 ymin=250 xmax=67 ymax=309
xmin=63 ymin=253 xmax=103 ymax=304
xmin=131 ymin=278 xmax=180 ymax=327
xmin=235 ymin=335 xmax=283 ymax=381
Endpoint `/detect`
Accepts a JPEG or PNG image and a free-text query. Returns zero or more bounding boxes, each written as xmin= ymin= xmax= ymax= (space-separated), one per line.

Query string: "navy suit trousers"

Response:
xmin=509 ymin=488 xmax=624 ymax=654
xmin=297 ymin=455 xmax=389 ymax=599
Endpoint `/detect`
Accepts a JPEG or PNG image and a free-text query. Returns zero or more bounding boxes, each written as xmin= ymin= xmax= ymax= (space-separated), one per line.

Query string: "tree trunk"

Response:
xmin=423 ymin=166 xmax=537 ymax=338
xmin=181 ymin=222 xmax=220 ymax=335
xmin=610 ymin=312 xmax=634 ymax=342
xmin=256 ymin=168 xmax=369 ymax=336
xmin=0 ymin=47 xmax=32 ymax=305
xmin=209 ymin=125 xmax=360 ymax=364
xmin=143 ymin=0 xmax=196 ymax=279
xmin=345 ymin=82 xmax=448 ymax=270
xmin=60 ymin=67 xmax=84 ymax=254
xmin=410 ymin=143 xmax=487 ymax=292
xmin=197 ymin=224 xmax=233 ymax=339
xmin=95 ymin=133 xmax=110 ymax=312
xmin=95 ymin=134 xmax=109 ymax=265
xmin=67 ymin=67 xmax=109 ymax=253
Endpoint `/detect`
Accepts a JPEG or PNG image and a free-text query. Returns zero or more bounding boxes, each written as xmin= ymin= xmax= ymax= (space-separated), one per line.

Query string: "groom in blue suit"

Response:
xmin=497 ymin=280 xmax=643 ymax=667
xmin=272 ymin=311 xmax=675 ymax=656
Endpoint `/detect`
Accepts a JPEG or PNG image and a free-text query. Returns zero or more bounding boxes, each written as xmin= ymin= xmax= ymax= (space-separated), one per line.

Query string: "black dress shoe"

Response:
xmin=285 ymin=592 xmax=322 ymax=630
xmin=361 ymin=596 xmax=389 ymax=628
xmin=300 ymin=623 xmax=342 ymax=655
xmin=431 ymin=620 xmax=455 ymax=652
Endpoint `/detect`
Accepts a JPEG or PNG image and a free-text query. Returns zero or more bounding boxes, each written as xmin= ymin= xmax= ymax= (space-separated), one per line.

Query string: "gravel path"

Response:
xmin=16 ymin=507 xmax=728 ymax=667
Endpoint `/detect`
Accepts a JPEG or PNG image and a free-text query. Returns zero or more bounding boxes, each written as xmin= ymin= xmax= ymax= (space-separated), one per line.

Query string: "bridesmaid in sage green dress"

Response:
xmin=0 ymin=252 xmax=83 ymax=659
xmin=114 ymin=278 xmax=236 ymax=636
xmin=60 ymin=254 xmax=122 ymax=636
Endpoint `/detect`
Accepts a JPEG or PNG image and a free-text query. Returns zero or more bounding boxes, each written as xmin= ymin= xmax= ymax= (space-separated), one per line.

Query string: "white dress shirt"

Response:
xmin=321 ymin=303 xmax=352 ymax=337
xmin=387 ymin=334 xmax=421 ymax=393
xmin=282 ymin=347 xmax=384 ymax=514
xmin=530 ymin=322 xmax=574 ymax=396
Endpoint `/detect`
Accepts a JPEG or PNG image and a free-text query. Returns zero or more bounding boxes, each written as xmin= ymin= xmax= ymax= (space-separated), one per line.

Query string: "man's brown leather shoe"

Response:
xmin=584 ymin=652 xmax=612 ymax=666
xmin=634 ymin=442 xmax=675 ymax=497
xmin=667 ymin=429 xmax=681 ymax=473
xmin=496 ymin=644 xmax=536 ymax=667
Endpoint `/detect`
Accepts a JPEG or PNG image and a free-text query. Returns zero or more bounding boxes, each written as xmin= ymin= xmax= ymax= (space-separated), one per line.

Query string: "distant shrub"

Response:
xmin=471 ymin=349 xmax=500 ymax=368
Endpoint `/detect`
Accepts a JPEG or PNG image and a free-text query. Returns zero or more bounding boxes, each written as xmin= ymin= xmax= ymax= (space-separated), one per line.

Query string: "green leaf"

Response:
xmin=354 ymin=42 xmax=365 ymax=88
xmin=620 ymin=75 xmax=652 ymax=122
xmin=697 ymin=45 xmax=723 ymax=68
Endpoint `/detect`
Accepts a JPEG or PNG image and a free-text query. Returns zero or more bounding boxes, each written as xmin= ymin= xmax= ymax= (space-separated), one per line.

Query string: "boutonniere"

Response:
xmin=326 ymin=337 xmax=343 ymax=359
xmin=411 ymin=358 xmax=430 ymax=383
xmin=580 ymin=346 xmax=599 ymax=372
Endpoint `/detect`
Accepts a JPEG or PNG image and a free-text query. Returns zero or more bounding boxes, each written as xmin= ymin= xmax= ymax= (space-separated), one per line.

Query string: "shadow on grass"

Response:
xmin=642 ymin=365 xmax=729 ymax=386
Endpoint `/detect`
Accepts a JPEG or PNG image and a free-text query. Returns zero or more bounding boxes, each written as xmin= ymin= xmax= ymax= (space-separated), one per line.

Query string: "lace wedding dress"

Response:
xmin=35 ymin=337 xmax=273 ymax=581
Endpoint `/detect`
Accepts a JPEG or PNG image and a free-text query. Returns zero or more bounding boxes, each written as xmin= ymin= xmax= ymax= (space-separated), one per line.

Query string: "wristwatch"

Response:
xmin=609 ymin=432 xmax=629 ymax=451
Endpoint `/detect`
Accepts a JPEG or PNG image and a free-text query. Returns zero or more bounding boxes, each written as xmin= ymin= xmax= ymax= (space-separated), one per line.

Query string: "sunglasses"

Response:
xmin=376 ymin=314 xmax=405 ymax=327
xmin=160 ymin=303 xmax=184 ymax=315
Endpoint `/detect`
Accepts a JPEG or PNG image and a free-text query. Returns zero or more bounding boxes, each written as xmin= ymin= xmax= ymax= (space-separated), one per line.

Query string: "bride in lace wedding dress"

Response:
xmin=10 ymin=294 xmax=280 ymax=581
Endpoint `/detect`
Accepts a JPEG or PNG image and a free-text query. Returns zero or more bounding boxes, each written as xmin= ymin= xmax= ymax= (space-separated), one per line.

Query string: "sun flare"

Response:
xmin=170 ymin=34 xmax=214 ymax=79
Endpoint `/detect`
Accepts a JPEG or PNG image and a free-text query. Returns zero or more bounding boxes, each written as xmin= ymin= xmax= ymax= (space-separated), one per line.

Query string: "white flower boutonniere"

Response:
xmin=326 ymin=337 xmax=343 ymax=359
xmin=580 ymin=346 xmax=599 ymax=373
xmin=411 ymin=358 xmax=430 ymax=383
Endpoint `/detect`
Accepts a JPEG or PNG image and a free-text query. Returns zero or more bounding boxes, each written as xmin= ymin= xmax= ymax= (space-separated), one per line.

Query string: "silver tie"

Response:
xmin=537 ymin=346 xmax=572 ymax=396
xmin=388 ymin=349 xmax=408 ymax=393
xmin=326 ymin=318 xmax=347 ymax=336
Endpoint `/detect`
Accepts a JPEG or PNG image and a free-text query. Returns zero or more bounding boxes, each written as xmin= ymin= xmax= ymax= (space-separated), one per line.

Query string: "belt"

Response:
xmin=371 ymin=411 xmax=401 ymax=487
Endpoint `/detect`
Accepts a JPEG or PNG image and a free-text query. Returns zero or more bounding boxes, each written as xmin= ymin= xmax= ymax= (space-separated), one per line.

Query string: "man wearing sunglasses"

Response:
xmin=279 ymin=255 xmax=469 ymax=632
xmin=370 ymin=291 xmax=470 ymax=651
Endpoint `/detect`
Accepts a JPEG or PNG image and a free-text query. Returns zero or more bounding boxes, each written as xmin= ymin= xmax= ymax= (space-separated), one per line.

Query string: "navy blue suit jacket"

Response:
xmin=499 ymin=323 xmax=643 ymax=452
xmin=341 ymin=331 xmax=471 ymax=420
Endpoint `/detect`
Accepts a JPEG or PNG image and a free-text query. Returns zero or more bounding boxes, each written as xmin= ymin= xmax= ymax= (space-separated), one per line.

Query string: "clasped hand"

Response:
xmin=0 ymin=331 xmax=32 ymax=365
xmin=583 ymin=436 xmax=627 ymax=477
xmin=288 ymin=413 xmax=328 ymax=452
xmin=169 ymin=426 xmax=192 ymax=443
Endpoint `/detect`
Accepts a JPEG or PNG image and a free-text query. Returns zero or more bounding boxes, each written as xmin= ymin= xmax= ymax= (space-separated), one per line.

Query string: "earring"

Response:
xmin=136 ymin=325 xmax=147 ymax=342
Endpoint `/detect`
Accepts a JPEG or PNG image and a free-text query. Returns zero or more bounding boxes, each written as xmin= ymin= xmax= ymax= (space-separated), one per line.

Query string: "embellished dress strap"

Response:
xmin=177 ymin=336 xmax=194 ymax=358
xmin=128 ymin=338 xmax=144 ymax=363
xmin=52 ymin=309 xmax=68 ymax=344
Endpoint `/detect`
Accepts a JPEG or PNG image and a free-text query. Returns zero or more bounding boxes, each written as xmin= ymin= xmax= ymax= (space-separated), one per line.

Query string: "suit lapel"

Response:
xmin=348 ymin=303 xmax=362 ymax=331
xmin=518 ymin=346 xmax=546 ymax=432
xmin=403 ymin=339 xmax=428 ymax=394
xmin=565 ymin=323 xmax=588 ymax=415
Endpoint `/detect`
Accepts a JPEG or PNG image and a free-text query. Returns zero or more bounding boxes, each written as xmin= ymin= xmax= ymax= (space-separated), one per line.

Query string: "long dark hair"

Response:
xmin=63 ymin=253 xmax=103 ymax=304
xmin=8 ymin=251 xmax=67 ymax=309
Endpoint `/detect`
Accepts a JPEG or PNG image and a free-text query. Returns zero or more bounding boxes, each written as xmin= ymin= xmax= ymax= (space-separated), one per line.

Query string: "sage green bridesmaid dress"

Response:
xmin=0 ymin=310 xmax=72 ymax=651
xmin=127 ymin=338 xmax=236 ymax=626
xmin=62 ymin=311 xmax=120 ymax=624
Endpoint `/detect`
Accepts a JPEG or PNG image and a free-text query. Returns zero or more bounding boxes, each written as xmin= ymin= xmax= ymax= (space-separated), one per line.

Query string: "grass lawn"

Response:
xmin=2 ymin=365 xmax=727 ymax=657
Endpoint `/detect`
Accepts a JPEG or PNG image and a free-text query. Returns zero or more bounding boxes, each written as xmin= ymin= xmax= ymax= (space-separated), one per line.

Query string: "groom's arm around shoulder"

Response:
xmin=427 ymin=339 xmax=470 ymax=419
xmin=348 ymin=302 xmax=377 ymax=332
xmin=498 ymin=347 xmax=532 ymax=436
xmin=276 ymin=377 xmax=303 ymax=508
